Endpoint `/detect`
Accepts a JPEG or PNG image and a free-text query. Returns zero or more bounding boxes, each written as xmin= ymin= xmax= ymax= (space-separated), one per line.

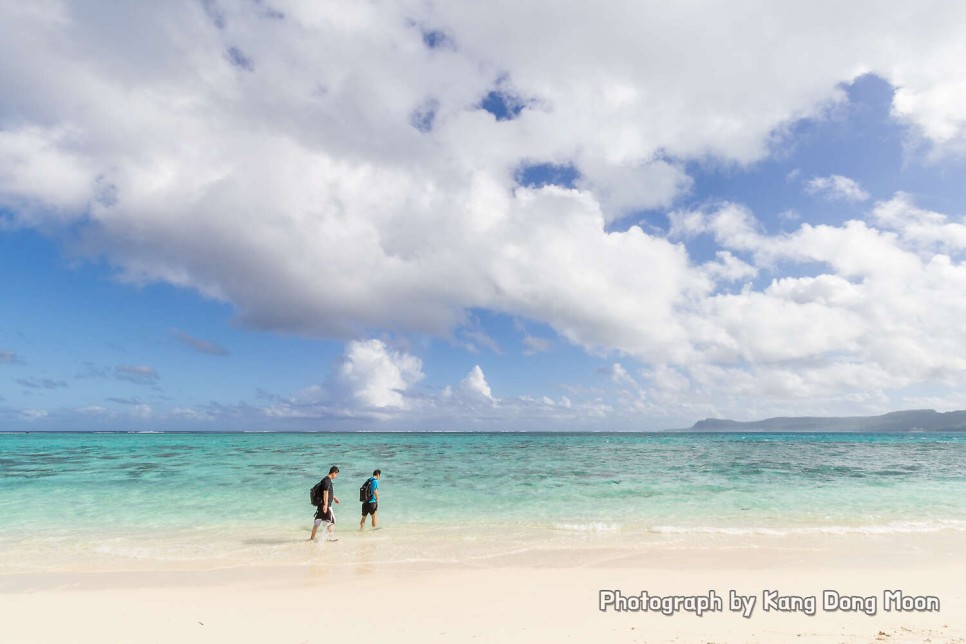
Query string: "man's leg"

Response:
xmin=309 ymin=518 xmax=321 ymax=541
xmin=325 ymin=511 xmax=337 ymax=541
xmin=370 ymin=510 xmax=377 ymax=529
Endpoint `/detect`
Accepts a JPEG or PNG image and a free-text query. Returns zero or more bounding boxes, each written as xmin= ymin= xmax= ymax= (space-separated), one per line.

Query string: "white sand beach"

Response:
xmin=2 ymin=532 xmax=963 ymax=643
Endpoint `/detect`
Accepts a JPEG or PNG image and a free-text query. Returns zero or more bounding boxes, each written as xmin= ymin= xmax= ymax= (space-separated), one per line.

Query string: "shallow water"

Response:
xmin=1 ymin=431 xmax=964 ymax=571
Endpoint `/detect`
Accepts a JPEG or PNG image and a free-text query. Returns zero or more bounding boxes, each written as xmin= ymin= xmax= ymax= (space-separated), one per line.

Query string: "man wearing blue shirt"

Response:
xmin=360 ymin=469 xmax=380 ymax=529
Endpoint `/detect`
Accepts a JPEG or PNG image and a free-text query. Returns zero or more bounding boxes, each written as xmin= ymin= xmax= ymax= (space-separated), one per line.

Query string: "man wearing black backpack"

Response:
xmin=310 ymin=466 xmax=340 ymax=542
xmin=359 ymin=469 xmax=381 ymax=530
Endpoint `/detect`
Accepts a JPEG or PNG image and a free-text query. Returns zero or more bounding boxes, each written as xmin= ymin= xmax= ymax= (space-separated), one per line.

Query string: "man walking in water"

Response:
xmin=310 ymin=466 xmax=340 ymax=541
xmin=360 ymin=469 xmax=381 ymax=530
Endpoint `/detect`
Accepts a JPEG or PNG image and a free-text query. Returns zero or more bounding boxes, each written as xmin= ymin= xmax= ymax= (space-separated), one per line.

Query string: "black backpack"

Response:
xmin=359 ymin=477 xmax=374 ymax=503
xmin=310 ymin=479 xmax=324 ymax=506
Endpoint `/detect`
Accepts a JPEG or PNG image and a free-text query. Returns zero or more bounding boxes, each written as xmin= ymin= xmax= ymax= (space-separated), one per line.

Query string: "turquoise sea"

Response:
xmin=1 ymin=431 xmax=965 ymax=572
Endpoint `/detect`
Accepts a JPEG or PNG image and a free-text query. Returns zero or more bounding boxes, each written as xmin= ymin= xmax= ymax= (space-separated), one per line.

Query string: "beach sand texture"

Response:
xmin=2 ymin=532 xmax=964 ymax=643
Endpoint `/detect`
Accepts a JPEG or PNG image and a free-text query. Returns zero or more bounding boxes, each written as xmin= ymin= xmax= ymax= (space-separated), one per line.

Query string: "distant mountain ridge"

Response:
xmin=679 ymin=409 xmax=966 ymax=432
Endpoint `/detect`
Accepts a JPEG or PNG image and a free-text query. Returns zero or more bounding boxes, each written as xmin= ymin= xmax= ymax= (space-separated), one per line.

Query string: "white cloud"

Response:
xmin=871 ymin=192 xmax=966 ymax=251
xmin=460 ymin=365 xmax=493 ymax=400
xmin=337 ymin=339 xmax=424 ymax=409
xmin=2 ymin=3 xmax=965 ymax=344
xmin=668 ymin=195 xmax=966 ymax=415
xmin=609 ymin=363 xmax=637 ymax=388
xmin=576 ymin=158 xmax=693 ymax=220
xmin=4 ymin=3 xmax=966 ymax=424
xmin=671 ymin=202 xmax=763 ymax=252
xmin=254 ymin=341 xmax=618 ymax=427
xmin=805 ymin=175 xmax=870 ymax=202
xmin=643 ymin=365 xmax=690 ymax=397
xmin=699 ymin=251 xmax=758 ymax=283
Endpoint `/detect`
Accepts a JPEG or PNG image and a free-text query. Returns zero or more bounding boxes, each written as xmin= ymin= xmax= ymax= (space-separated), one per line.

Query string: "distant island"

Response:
xmin=671 ymin=409 xmax=966 ymax=432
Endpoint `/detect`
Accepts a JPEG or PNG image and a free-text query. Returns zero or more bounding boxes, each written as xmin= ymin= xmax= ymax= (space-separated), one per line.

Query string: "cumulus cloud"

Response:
xmin=257 ymin=343 xmax=614 ymax=427
xmin=661 ymin=193 xmax=966 ymax=417
xmin=256 ymin=340 xmax=427 ymax=421
xmin=3 ymin=3 xmax=966 ymax=423
xmin=891 ymin=62 xmax=966 ymax=156
xmin=805 ymin=175 xmax=870 ymax=202
xmin=871 ymin=192 xmax=966 ymax=251
xmin=2 ymin=3 xmax=965 ymax=341
xmin=337 ymin=339 xmax=424 ymax=409
xmin=698 ymin=251 xmax=758 ymax=283
xmin=460 ymin=365 xmax=493 ymax=400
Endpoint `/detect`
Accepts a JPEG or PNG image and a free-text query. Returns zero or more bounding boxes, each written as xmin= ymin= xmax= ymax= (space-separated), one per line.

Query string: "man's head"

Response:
xmin=373 ymin=469 xmax=381 ymax=479
xmin=328 ymin=465 xmax=340 ymax=478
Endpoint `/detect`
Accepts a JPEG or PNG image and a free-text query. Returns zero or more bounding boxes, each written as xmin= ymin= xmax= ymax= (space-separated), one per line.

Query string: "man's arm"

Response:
xmin=322 ymin=489 xmax=329 ymax=510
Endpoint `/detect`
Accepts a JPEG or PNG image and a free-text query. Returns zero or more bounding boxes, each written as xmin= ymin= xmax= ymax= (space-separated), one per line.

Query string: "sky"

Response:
xmin=3 ymin=1 xmax=966 ymax=431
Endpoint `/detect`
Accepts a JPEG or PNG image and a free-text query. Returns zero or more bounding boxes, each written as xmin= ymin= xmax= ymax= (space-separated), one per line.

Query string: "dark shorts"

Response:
xmin=361 ymin=501 xmax=378 ymax=516
xmin=314 ymin=506 xmax=335 ymax=524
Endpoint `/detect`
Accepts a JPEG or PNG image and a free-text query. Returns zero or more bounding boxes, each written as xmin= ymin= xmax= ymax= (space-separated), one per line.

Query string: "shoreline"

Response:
xmin=2 ymin=533 xmax=964 ymax=642
xmin=3 ymin=523 xmax=964 ymax=576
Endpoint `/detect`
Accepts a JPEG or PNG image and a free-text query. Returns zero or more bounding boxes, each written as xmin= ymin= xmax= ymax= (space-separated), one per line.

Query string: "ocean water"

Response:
xmin=1 ymin=431 xmax=964 ymax=572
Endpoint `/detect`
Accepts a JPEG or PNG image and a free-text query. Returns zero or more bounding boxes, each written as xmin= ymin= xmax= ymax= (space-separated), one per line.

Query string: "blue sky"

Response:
xmin=3 ymin=2 xmax=966 ymax=430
